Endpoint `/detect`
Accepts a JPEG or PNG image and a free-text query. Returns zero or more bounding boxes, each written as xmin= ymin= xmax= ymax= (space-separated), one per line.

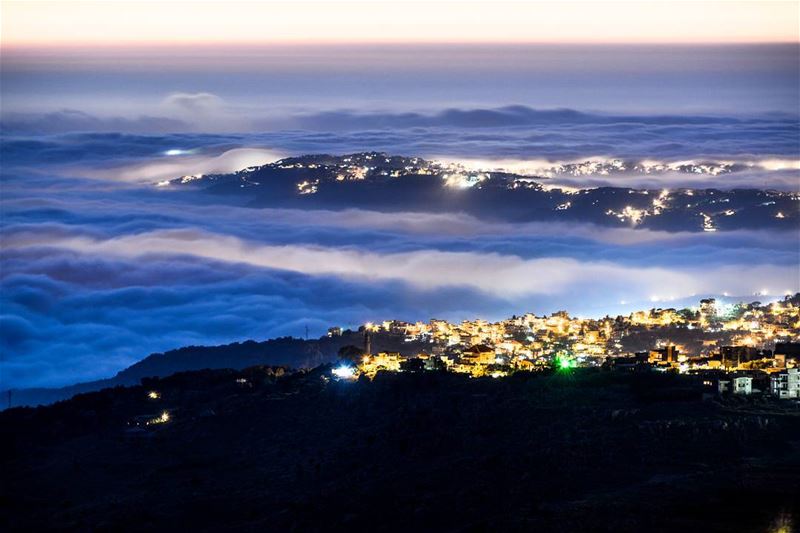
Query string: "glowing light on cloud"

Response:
xmin=758 ymin=159 xmax=800 ymax=171
xmin=4 ymin=227 xmax=797 ymax=301
xmin=80 ymin=148 xmax=285 ymax=183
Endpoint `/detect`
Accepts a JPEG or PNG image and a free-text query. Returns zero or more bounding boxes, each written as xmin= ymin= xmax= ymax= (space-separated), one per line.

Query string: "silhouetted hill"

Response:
xmin=1 ymin=368 xmax=798 ymax=532
xmin=5 ymin=331 xmax=429 ymax=408
xmin=164 ymin=152 xmax=799 ymax=232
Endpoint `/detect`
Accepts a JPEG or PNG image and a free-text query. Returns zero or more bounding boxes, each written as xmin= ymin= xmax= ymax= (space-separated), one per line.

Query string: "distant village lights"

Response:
xmin=328 ymin=295 xmax=800 ymax=395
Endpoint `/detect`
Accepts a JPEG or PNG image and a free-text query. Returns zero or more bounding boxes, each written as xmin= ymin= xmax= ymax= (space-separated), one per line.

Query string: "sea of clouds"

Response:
xmin=2 ymin=110 xmax=799 ymax=388
xmin=1 ymin=42 xmax=798 ymax=389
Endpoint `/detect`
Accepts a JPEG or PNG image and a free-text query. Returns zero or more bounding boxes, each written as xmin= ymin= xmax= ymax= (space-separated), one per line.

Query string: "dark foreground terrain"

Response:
xmin=1 ymin=367 xmax=799 ymax=532
xmin=6 ymin=330 xmax=427 ymax=408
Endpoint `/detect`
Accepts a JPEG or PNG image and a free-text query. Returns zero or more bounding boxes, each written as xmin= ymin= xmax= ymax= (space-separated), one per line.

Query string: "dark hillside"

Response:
xmin=6 ymin=331 xmax=428 ymax=408
xmin=1 ymin=368 xmax=798 ymax=532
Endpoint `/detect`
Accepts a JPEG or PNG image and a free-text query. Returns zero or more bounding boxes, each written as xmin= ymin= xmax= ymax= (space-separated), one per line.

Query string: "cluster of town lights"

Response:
xmin=324 ymin=295 xmax=798 ymax=382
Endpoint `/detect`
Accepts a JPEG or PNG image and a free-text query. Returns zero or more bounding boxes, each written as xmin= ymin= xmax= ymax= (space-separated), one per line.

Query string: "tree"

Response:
xmin=399 ymin=358 xmax=425 ymax=373
xmin=337 ymin=345 xmax=364 ymax=364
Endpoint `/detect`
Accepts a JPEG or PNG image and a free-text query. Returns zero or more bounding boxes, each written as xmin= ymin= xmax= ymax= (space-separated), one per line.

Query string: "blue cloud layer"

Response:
xmin=1 ymin=118 xmax=798 ymax=389
xmin=4 ymin=107 xmax=799 ymax=163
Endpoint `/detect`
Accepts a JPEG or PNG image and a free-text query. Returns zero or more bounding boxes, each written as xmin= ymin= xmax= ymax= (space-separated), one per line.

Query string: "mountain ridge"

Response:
xmin=161 ymin=151 xmax=799 ymax=232
xmin=2 ymin=331 xmax=428 ymax=408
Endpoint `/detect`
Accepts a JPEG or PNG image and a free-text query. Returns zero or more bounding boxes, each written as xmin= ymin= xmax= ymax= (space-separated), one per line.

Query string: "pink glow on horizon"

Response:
xmin=2 ymin=1 xmax=798 ymax=47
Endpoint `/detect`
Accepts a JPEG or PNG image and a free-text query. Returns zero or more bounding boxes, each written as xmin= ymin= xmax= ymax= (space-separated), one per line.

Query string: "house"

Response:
xmin=649 ymin=346 xmax=679 ymax=363
xmin=774 ymin=342 xmax=800 ymax=358
xmin=770 ymin=368 xmax=800 ymax=399
xmin=513 ymin=358 xmax=536 ymax=372
xmin=732 ymin=376 xmax=753 ymax=395
xmin=461 ymin=344 xmax=497 ymax=365
xmin=360 ymin=352 xmax=403 ymax=377
xmin=721 ymin=346 xmax=768 ymax=367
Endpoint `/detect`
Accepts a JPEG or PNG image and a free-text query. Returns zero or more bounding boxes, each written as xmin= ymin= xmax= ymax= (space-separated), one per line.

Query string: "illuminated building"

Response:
xmin=770 ymin=369 xmax=800 ymax=399
xmin=732 ymin=376 xmax=753 ymax=395
xmin=649 ymin=346 xmax=679 ymax=363
xmin=459 ymin=344 xmax=495 ymax=365
xmin=359 ymin=352 xmax=403 ymax=377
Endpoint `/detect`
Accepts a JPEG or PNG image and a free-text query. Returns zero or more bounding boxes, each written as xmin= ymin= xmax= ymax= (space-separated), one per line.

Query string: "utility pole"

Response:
xmin=305 ymin=325 xmax=309 ymax=341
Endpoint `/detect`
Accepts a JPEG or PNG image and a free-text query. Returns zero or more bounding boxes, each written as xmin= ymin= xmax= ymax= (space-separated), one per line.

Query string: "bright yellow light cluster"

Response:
xmin=343 ymin=296 xmax=799 ymax=378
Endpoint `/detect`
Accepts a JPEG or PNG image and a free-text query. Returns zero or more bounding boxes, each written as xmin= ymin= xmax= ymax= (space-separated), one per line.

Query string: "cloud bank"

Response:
xmin=7 ymin=226 xmax=797 ymax=300
xmin=4 ymin=105 xmax=799 ymax=160
xmin=2 ymin=41 xmax=797 ymax=389
xmin=1 ymin=115 xmax=798 ymax=389
xmin=2 ymin=120 xmax=798 ymax=191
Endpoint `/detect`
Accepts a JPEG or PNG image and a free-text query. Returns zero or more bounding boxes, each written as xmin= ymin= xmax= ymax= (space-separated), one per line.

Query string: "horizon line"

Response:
xmin=3 ymin=40 xmax=799 ymax=51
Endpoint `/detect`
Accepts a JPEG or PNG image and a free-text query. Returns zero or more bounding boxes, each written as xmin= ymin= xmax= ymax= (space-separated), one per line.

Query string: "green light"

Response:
xmin=557 ymin=357 xmax=574 ymax=370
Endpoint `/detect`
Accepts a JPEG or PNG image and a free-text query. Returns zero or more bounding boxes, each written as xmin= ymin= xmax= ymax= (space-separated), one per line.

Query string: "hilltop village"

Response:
xmin=331 ymin=295 xmax=800 ymax=399
xmin=162 ymin=152 xmax=798 ymax=233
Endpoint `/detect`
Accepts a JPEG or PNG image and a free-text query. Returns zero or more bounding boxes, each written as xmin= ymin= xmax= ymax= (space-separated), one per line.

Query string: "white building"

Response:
xmin=732 ymin=376 xmax=753 ymax=395
xmin=770 ymin=368 xmax=800 ymax=399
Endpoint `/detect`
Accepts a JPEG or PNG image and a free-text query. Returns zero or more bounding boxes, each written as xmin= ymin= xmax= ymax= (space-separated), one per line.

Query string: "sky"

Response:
xmin=1 ymin=1 xmax=799 ymax=390
xmin=2 ymin=1 xmax=798 ymax=45
xmin=2 ymin=2 xmax=799 ymax=119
